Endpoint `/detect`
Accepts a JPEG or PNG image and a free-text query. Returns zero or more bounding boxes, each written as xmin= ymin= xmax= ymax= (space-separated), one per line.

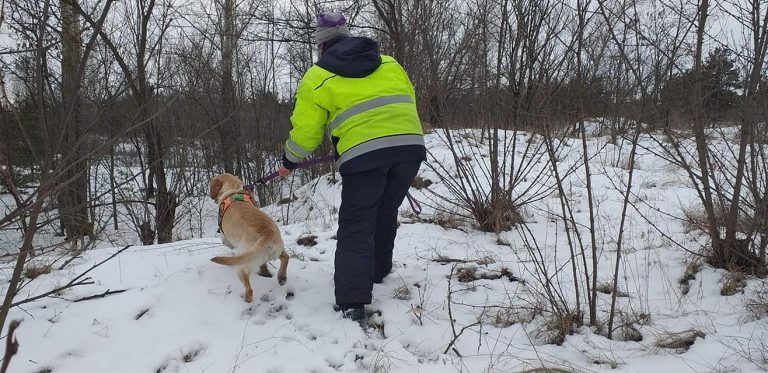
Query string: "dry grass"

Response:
xmin=432 ymin=211 xmax=463 ymax=230
xmin=681 ymin=207 xmax=714 ymax=234
xmin=454 ymin=266 xmax=521 ymax=283
xmin=655 ymin=329 xmax=705 ymax=351
xmin=612 ymin=311 xmax=650 ymax=342
xmin=472 ymin=197 xmax=524 ymax=233
xmin=680 ymin=205 xmax=749 ymax=235
xmin=410 ymin=176 xmax=433 ymax=190
xmin=486 ymin=307 xmax=533 ymax=328
xmin=496 ymin=237 xmax=512 ymax=246
xmin=24 ymin=263 xmax=52 ymax=279
xmin=720 ymin=271 xmax=747 ymax=296
xmin=518 ymin=369 xmax=574 ymax=373
xmin=296 ymin=235 xmax=318 ymax=247
xmin=595 ymin=282 xmax=630 ymax=297
xmin=407 ymin=210 xmax=471 ymax=231
xmin=617 ymin=325 xmax=643 ymax=342
xmin=679 ymin=259 xmax=703 ymax=295
xmin=456 ymin=266 xmax=478 ymax=282
xmin=681 ymin=206 xmax=765 ymax=275
xmin=432 ymin=255 xmax=496 ymax=266
xmin=434 ymin=255 xmax=473 ymax=265
xmin=745 ymin=282 xmax=768 ymax=321
xmin=535 ymin=312 xmax=580 ymax=346
xmin=476 ymin=255 xmax=496 ymax=265
xmin=392 ymin=284 xmax=411 ymax=300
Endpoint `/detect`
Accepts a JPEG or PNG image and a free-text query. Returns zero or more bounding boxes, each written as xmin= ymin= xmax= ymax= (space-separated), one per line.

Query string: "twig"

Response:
xmin=73 ymin=289 xmax=128 ymax=303
xmin=443 ymin=265 xmax=482 ymax=355
xmin=432 ymin=257 xmax=473 ymax=264
xmin=11 ymin=245 xmax=132 ymax=307
xmin=443 ymin=321 xmax=481 ymax=355
xmin=0 ymin=319 xmax=22 ymax=373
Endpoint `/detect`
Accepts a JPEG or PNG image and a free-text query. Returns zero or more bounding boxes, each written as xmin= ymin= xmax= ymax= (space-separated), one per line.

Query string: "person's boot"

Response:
xmin=335 ymin=303 xmax=366 ymax=322
xmin=374 ymin=265 xmax=392 ymax=284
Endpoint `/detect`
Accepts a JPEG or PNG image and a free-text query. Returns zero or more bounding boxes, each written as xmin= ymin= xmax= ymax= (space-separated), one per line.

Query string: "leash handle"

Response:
xmin=405 ymin=191 xmax=422 ymax=215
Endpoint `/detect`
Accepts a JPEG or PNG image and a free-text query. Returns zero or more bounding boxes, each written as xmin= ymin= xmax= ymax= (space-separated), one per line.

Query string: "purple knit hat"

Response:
xmin=313 ymin=11 xmax=351 ymax=45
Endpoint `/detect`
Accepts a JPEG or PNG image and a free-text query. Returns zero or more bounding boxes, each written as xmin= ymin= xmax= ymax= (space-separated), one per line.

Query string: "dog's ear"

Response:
xmin=209 ymin=176 xmax=224 ymax=200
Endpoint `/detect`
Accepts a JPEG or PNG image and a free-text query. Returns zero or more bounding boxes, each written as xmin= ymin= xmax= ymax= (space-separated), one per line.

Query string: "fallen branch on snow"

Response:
xmin=73 ymin=289 xmax=128 ymax=303
xmin=11 ymin=245 xmax=132 ymax=307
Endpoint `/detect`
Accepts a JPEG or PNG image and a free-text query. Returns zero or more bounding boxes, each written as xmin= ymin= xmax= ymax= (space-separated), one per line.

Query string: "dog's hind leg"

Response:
xmin=258 ymin=264 xmax=273 ymax=278
xmin=277 ymin=251 xmax=289 ymax=286
xmin=237 ymin=266 xmax=254 ymax=303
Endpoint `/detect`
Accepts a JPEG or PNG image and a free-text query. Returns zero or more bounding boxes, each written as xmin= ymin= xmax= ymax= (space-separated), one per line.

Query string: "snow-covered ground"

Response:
xmin=2 ymin=126 xmax=767 ymax=373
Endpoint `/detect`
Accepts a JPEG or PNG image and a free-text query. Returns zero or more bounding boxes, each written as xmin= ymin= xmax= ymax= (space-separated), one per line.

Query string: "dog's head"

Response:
xmin=209 ymin=173 xmax=244 ymax=201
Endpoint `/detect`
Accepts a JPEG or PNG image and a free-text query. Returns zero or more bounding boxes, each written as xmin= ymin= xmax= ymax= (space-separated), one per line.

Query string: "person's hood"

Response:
xmin=316 ymin=37 xmax=382 ymax=78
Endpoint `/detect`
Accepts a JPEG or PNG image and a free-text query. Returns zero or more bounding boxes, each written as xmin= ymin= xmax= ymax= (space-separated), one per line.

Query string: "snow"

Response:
xmin=2 ymin=125 xmax=767 ymax=373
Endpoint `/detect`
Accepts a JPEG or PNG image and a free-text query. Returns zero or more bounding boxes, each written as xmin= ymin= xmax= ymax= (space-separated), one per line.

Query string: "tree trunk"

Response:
xmin=59 ymin=0 xmax=91 ymax=243
xmin=690 ymin=0 xmax=720 ymax=255
xmin=219 ymin=0 xmax=239 ymax=173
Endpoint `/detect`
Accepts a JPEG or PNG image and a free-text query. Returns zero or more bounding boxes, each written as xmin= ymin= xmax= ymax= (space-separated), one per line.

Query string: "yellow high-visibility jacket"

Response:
xmin=283 ymin=37 xmax=425 ymax=174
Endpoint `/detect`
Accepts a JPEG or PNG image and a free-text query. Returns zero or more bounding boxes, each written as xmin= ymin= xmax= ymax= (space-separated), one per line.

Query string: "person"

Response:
xmin=278 ymin=11 xmax=425 ymax=321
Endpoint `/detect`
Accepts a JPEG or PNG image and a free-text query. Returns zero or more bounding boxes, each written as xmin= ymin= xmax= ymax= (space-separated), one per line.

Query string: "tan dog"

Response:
xmin=209 ymin=173 xmax=289 ymax=303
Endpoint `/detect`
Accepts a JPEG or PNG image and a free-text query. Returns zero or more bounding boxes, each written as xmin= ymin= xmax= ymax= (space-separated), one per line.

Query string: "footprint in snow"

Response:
xmin=265 ymin=302 xmax=293 ymax=320
xmin=154 ymin=343 xmax=206 ymax=373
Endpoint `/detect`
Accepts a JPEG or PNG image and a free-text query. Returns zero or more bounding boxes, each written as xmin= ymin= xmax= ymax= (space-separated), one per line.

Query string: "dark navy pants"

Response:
xmin=334 ymin=161 xmax=421 ymax=305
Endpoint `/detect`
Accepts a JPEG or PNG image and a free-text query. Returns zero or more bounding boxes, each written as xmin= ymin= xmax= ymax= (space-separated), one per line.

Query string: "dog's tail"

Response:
xmin=210 ymin=250 xmax=258 ymax=266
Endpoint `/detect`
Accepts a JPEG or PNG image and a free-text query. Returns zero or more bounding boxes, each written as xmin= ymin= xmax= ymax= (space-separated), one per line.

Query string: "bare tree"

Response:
xmin=75 ymin=0 xmax=178 ymax=244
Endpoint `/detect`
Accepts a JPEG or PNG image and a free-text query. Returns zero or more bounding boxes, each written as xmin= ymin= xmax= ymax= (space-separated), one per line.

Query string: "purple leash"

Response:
xmin=244 ymin=155 xmax=422 ymax=215
xmin=244 ymin=155 xmax=335 ymax=189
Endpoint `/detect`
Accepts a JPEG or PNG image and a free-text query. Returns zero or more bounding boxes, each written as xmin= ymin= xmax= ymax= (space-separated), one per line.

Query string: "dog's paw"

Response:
xmin=258 ymin=267 xmax=273 ymax=278
xmin=278 ymin=275 xmax=287 ymax=286
xmin=244 ymin=289 xmax=254 ymax=303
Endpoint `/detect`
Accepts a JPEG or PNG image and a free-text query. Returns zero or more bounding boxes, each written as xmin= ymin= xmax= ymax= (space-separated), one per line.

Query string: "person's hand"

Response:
xmin=278 ymin=166 xmax=293 ymax=177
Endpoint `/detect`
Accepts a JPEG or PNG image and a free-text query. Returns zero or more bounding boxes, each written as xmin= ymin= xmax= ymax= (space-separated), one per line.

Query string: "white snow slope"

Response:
xmin=2 ymin=125 xmax=767 ymax=373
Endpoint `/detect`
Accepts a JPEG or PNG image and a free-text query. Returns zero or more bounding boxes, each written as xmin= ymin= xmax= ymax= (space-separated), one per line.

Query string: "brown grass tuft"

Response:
xmin=536 ymin=312 xmax=580 ymax=345
xmin=721 ymin=271 xmax=747 ymax=296
xmin=410 ymin=176 xmax=433 ymax=190
xmin=595 ymin=282 xmax=630 ymax=297
xmin=472 ymin=196 xmax=524 ymax=233
xmin=296 ymin=235 xmax=318 ymax=247
xmin=455 ymin=266 xmax=521 ymax=283
xmin=679 ymin=259 xmax=703 ymax=295
xmin=456 ymin=266 xmax=478 ymax=282
xmin=24 ymin=264 xmax=52 ymax=279
xmin=392 ymin=285 xmax=411 ymax=300
xmin=655 ymin=329 xmax=705 ymax=351
xmin=486 ymin=307 xmax=533 ymax=328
